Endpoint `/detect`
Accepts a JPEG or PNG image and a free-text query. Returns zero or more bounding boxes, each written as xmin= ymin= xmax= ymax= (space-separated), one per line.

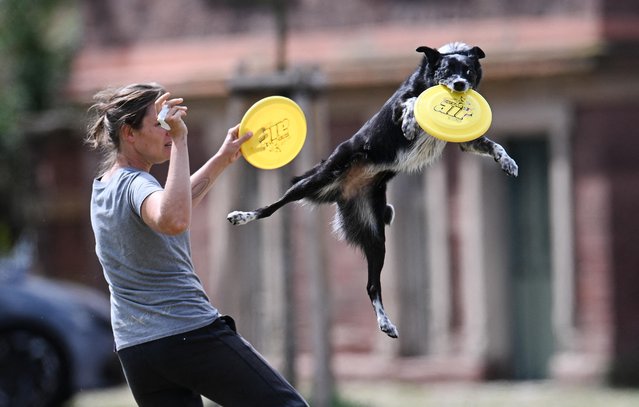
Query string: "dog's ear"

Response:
xmin=469 ymin=46 xmax=486 ymax=59
xmin=416 ymin=46 xmax=441 ymax=64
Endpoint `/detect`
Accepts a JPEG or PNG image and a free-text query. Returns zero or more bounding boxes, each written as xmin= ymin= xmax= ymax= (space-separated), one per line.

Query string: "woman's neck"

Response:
xmin=102 ymin=155 xmax=151 ymax=181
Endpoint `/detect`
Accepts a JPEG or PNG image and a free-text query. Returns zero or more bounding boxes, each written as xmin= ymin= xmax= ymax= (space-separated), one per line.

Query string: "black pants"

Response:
xmin=116 ymin=316 xmax=308 ymax=407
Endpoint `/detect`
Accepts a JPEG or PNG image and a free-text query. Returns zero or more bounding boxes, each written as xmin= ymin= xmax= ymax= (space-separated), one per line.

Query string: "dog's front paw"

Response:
xmin=227 ymin=211 xmax=257 ymax=225
xmin=402 ymin=122 xmax=418 ymax=141
xmin=400 ymin=97 xmax=418 ymax=141
xmin=500 ymin=156 xmax=519 ymax=177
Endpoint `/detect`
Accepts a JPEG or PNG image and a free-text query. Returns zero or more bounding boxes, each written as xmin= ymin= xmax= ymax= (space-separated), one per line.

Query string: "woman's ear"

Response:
xmin=121 ymin=124 xmax=136 ymax=144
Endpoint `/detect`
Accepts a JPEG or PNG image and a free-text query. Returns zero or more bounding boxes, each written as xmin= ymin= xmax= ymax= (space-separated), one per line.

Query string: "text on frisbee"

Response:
xmin=414 ymin=85 xmax=492 ymax=143
xmin=239 ymin=96 xmax=307 ymax=170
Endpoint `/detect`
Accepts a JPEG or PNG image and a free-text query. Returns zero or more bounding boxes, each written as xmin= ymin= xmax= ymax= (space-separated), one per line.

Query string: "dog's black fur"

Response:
xmin=228 ymin=42 xmax=518 ymax=338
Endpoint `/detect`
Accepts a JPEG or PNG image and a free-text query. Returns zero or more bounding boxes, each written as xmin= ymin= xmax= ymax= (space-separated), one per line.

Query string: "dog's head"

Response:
xmin=416 ymin=42 xmax=485 ymax=93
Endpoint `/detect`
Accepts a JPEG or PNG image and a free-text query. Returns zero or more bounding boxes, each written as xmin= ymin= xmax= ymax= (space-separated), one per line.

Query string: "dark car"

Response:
xmin=0 ymin=264 xmax=123 ymax=407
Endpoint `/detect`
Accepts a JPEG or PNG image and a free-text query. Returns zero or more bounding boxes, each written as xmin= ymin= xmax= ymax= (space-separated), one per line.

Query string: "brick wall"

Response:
xmin=573 ymin=100 xmax=639 ymax=384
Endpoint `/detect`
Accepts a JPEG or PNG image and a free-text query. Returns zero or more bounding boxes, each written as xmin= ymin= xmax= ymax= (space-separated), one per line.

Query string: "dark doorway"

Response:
xmin=507 ymin=138 xmax=553 ymax=380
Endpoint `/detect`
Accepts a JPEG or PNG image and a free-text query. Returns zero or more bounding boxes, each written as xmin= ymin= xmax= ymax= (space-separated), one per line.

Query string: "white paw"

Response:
xmin=227 ymin=211 xmax=257 ymax=225
xmin=373 ymin=297 xmax=399 ymax=338
xmin=401 ymin=98 xmax=418 ymax=141
xmin=402 ymin=123 xmax=418 ymax=141
xmin=500 ymin=157 xmax=519 ymax=177
xmin=378 ymin=316 xmax=399 ymax=338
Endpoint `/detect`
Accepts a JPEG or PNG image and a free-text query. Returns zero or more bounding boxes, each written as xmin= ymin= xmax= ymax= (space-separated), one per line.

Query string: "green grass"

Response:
xmin=67 ymin=381 xmax=639 ymax=407
xmin=338 ymin=381 xmax=639 ymax=407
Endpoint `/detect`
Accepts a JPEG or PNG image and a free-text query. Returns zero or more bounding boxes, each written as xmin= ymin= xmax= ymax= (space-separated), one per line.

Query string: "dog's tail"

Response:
xmin=383 ymin=204 xmax=395 ymax=225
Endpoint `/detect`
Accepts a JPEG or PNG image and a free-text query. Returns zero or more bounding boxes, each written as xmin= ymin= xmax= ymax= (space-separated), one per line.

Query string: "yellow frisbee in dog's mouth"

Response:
xmin=414 ymin=85 xmax=492 ymax=143
xmin=239 ymin=96 xmax=307 ymax=170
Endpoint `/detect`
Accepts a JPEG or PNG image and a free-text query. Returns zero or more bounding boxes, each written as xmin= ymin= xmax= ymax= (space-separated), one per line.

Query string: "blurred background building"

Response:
xmin=3 ymin=0 xmax=639 ymax=398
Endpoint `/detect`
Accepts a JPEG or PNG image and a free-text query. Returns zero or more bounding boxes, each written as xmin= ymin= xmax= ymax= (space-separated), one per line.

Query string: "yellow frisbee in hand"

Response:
xmin=239 ymin=96 xmax=307 ymax=170
xmin=414 ymin=85 xmax=492 ymax=143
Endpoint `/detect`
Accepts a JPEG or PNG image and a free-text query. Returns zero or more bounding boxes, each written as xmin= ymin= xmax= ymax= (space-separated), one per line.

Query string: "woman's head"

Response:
xmin=86 ymin=83 xmax=165 ymax=174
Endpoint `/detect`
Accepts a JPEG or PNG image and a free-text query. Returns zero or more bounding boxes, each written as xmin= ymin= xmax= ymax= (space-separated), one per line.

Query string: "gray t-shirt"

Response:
xmin=90 ymin=168 xmax=219 ymax=350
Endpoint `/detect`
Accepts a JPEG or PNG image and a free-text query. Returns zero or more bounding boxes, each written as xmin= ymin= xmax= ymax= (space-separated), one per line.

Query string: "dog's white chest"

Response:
xmin=394 ymin=132 xmax=446 ymax=173
xmin=394 ymin=96 xmax=448 ymax=173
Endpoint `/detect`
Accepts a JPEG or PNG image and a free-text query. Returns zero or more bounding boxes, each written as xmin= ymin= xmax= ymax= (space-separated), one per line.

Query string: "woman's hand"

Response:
xmin=155 ymin=92 xmax=188 ymax=139
xmin=215 ymin=124 xmax=252 ymax=166
xmin=188 ymin=124 xmax=252 ymax=209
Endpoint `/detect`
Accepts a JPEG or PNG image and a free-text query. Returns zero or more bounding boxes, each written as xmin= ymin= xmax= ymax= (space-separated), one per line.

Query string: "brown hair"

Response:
xmin=85 ymin=83 xmax=165 ymax=175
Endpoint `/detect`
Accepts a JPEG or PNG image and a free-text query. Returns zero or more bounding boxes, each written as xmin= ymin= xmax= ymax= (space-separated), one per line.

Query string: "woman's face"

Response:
xmin=129 ymin=104 xmax=173 ymax=166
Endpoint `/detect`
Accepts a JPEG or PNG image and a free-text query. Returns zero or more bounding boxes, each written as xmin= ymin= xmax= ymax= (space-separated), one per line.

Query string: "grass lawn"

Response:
xmin=337 ymin=381 xmax=639 ymax=407
xmin=67 ymin=381 xmax=639 ymax=407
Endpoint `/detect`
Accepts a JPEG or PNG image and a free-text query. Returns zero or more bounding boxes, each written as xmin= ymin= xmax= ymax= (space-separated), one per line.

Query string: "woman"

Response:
xmin=87 ymin=83 xmax=308 ymax=407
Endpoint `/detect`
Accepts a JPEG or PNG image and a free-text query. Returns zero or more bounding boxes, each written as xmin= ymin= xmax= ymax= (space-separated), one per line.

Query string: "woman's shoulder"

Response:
xmin=98 ymin=167 xmax=158 ymax=185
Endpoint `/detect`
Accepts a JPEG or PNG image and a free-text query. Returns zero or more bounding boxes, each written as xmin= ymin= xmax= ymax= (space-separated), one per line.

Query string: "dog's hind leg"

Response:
xmin=227 ymin=167 xmax=337 ymax=225
xmin=459 ymin=136 xmax=519 ymax=177
xmin=339 ymin=193 xmax=399 ymax=338
xmin=227 ymin=184 xmax=308 ymax=225
xmin=364 ymin=237 xmax=399 ymax=338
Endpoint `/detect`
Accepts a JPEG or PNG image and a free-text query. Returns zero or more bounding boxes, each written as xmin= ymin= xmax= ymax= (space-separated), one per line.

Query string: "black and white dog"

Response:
xmin=228 ymin=42 xmax=518 ymax=338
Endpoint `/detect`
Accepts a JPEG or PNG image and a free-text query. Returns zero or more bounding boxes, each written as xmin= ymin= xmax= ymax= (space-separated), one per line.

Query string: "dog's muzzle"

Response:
xmin=452 ymin=80 xmax=470 ymax=92
xmin=442 ymin=76 xmax=471 ymax=93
